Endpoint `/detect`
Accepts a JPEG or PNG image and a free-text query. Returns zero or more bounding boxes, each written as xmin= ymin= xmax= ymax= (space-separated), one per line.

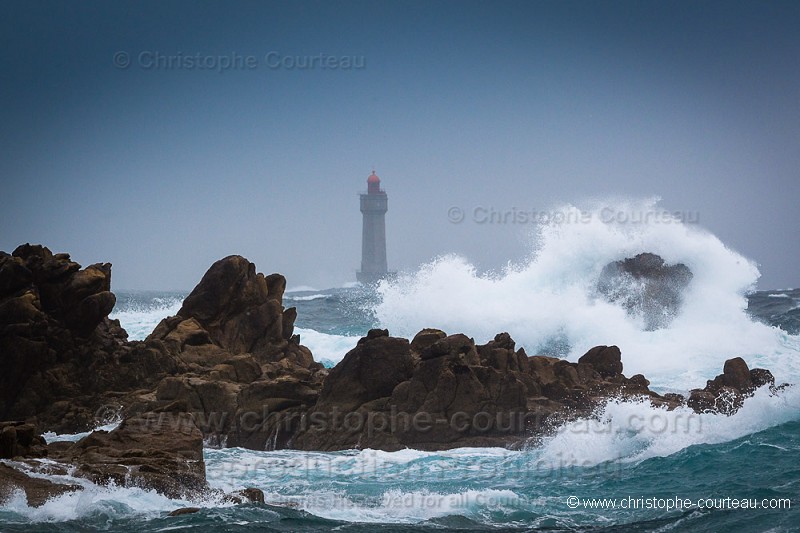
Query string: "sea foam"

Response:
xmin=374 ymin=198 xmax=800 ymax=391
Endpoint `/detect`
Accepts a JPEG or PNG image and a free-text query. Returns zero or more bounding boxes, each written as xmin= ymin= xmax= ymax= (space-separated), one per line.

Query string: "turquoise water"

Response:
xmin=2 ymin=416 xmax=798 ymax=531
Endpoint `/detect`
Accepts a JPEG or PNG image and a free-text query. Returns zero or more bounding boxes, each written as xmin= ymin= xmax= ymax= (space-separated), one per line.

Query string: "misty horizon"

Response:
xmin=2 ymin=1 xmax=799 ymax=291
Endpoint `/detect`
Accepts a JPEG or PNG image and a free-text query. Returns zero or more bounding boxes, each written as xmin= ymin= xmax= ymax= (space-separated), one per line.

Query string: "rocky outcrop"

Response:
xmin=292 ymin=330 xmax=673 ymax=451
xmin=597 ymin=252 xmax=693 ymax=330
xmin=687 ymin=357 xmax=779 ymax=414
xmin=139 ymin=255 xmax=327 ymax=449
xmin=0 ymin=412 xmax=265 ymax=505
xmin=0 ymin=247 xmax=325 ymax=451
xmin=172 ymin=256 xmax=301 ymax=362
xmin=292 ymin=328 xmax=788 ymax=450
xmin=0 ymin=462 xmax=82 ymax=507
xmin=48 ymin=411 xmax=206 ymax=499
xmin=0 ymin=422 xmax=47 ymax=459
xmin=0 ymin=244 xmax=184 ymax=432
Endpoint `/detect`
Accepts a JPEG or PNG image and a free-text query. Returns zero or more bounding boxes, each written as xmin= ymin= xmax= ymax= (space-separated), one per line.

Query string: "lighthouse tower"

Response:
xmin=357 ymin=170 xmax=389 ymax=284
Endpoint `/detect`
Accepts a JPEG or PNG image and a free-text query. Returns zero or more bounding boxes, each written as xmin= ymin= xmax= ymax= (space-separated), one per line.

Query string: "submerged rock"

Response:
xmin=168 ymin=507 xmax=201 ymax=516
xmin=597 ymin=252 xmax=693 ymax=330
xmin=227 ymin=487 xmax=266 ymax=504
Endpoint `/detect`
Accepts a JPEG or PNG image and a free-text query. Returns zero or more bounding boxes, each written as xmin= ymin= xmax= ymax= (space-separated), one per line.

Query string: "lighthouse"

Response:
xmin=357 ymin=170 xmax=390 ymax=284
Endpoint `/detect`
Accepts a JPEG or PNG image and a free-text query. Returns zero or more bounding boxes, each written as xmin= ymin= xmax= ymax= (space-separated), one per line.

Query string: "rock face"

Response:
xmin=49 ymin=411 xmax=206 ymax=499
xmin=687 ymin=357 xmax=777 ymax=415
xmin=578 ymin=345 xmax=623 ymax=377
xmin=0 ymin=244 xmax=183 ymax=432
xmin=597 ymin=252 xmax=693 ymax=330
xmin=1 ymin=411 xmax=266 ymax=504
xmin=0 ymin=247 xmax=326 ymax=451
xmin=142 ymin=255 xmax=327 ymax=450
xmin=174 ymin=256 xmax=299 ymax=361
xmin=1 ymin=409 xmax=206 ymax=504
xmin=292 ymin=330 xmax=669 ymax=451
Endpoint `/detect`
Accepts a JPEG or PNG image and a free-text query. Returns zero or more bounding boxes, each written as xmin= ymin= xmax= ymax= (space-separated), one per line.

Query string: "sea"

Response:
xmin=2 ymin=202 xmax=799 ymax=531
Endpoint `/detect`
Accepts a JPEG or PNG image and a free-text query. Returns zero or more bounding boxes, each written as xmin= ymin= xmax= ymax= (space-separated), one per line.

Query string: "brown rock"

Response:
xmin=314 ymin=332 xmax=414 ymax=412
xmin=55 ymin=412 xmax=207 ymax=498
xmin=230 ymin=487 xmax=265 ymax=504
xmin=750 ymin=368 xmax=775 ymax=389
xmin=687 ymin=390 xmax=717 ymax=413
xmin=478 ymin=333 xmax=529 ymax=372
xmin=69 ymin=290 xmax=116 ymax=335
xmin=628 ymin=374 xmax=650 ymax=388
xmin=0 ymin=254 xmax=33 ymax=297
xmin=578 ymin=345 xmax=623 ymax=378
xmin=0 ymin=422 xmax=47 ymax=459
xmin=169 ymin=507 xmax=201 ymax=516
xmin=0 ymin=245 xmax=183 ymax=432
xmin=0 ymin=463 xmax=82 ymax=507
xmin=421 ymin=334 xmax=479 ymax=363
xmin=686 ymin=357 xmax=778 ymax=415
xmin=722 ymin=357 xmax=753 ymax=392
xmin=177 ymin=256 xmax=289 ymax=358
xmin=410 ymin=328 xmax=447 ymax=353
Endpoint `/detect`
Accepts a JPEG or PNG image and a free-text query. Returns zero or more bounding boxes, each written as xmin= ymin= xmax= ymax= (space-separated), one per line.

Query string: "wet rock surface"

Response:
xmin=292 ymin=331 xmax=677 ymax=451
xmin=0 ymin=462 xmax=82 ymax=507
xmin=687 ymin=356 xmax=783 ymax=415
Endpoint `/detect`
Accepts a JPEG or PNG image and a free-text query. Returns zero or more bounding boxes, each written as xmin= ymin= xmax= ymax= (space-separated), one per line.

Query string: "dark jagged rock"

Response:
xmin=687 ymin=357 xmax=778 ymax=415
xmin=2 ymin=416 xmax=266 ymax=504
xmin=138 ymin=255 xmax=327 ymax=450
xmin=0 ymin=245 xmax=325 ymax=448
xmin=0 ymin=462 xmax=82 ymax=507
xmin=410 ymin=328 xmax=447 ymax=353
xmin=750 ymin=368 xmax=775 ymax=389
xmin=174 ymin=255 xmax=295 ymax=360
xmin=0 ymin=422 xmax=47 ymax=459
xmin=49 ymin=411 xmax=206 ymax=499
xmin=318 ymin=331 xmax=414 ymax=412
xmin=292 ymin=331 xmax=675 ymax=451
xmin=0 ymin=244 xmax=184 ymax=432
xmin=597 ymin=252 xmax=693 ymax=330
xmin=578 ymin=345 xmax=623 ymax=378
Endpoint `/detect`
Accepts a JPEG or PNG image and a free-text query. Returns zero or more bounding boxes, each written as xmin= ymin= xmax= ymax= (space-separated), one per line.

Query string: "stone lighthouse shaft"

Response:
xmin=357 ymin=170 xmax=389 ymax=284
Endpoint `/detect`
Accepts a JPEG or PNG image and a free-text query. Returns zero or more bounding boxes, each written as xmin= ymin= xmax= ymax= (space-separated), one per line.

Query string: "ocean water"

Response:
xmin=2 ymin=201 xmax=799 ymax=531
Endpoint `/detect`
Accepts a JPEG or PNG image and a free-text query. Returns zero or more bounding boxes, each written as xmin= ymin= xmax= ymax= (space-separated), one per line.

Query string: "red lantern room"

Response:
xmin=367 ymin=170 xmax=381 ymax=194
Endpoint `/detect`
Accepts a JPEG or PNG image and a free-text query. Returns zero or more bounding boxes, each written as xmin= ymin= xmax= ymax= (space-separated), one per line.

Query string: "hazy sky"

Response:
xmin=2 ymin=0 xmax=798 ymax=290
